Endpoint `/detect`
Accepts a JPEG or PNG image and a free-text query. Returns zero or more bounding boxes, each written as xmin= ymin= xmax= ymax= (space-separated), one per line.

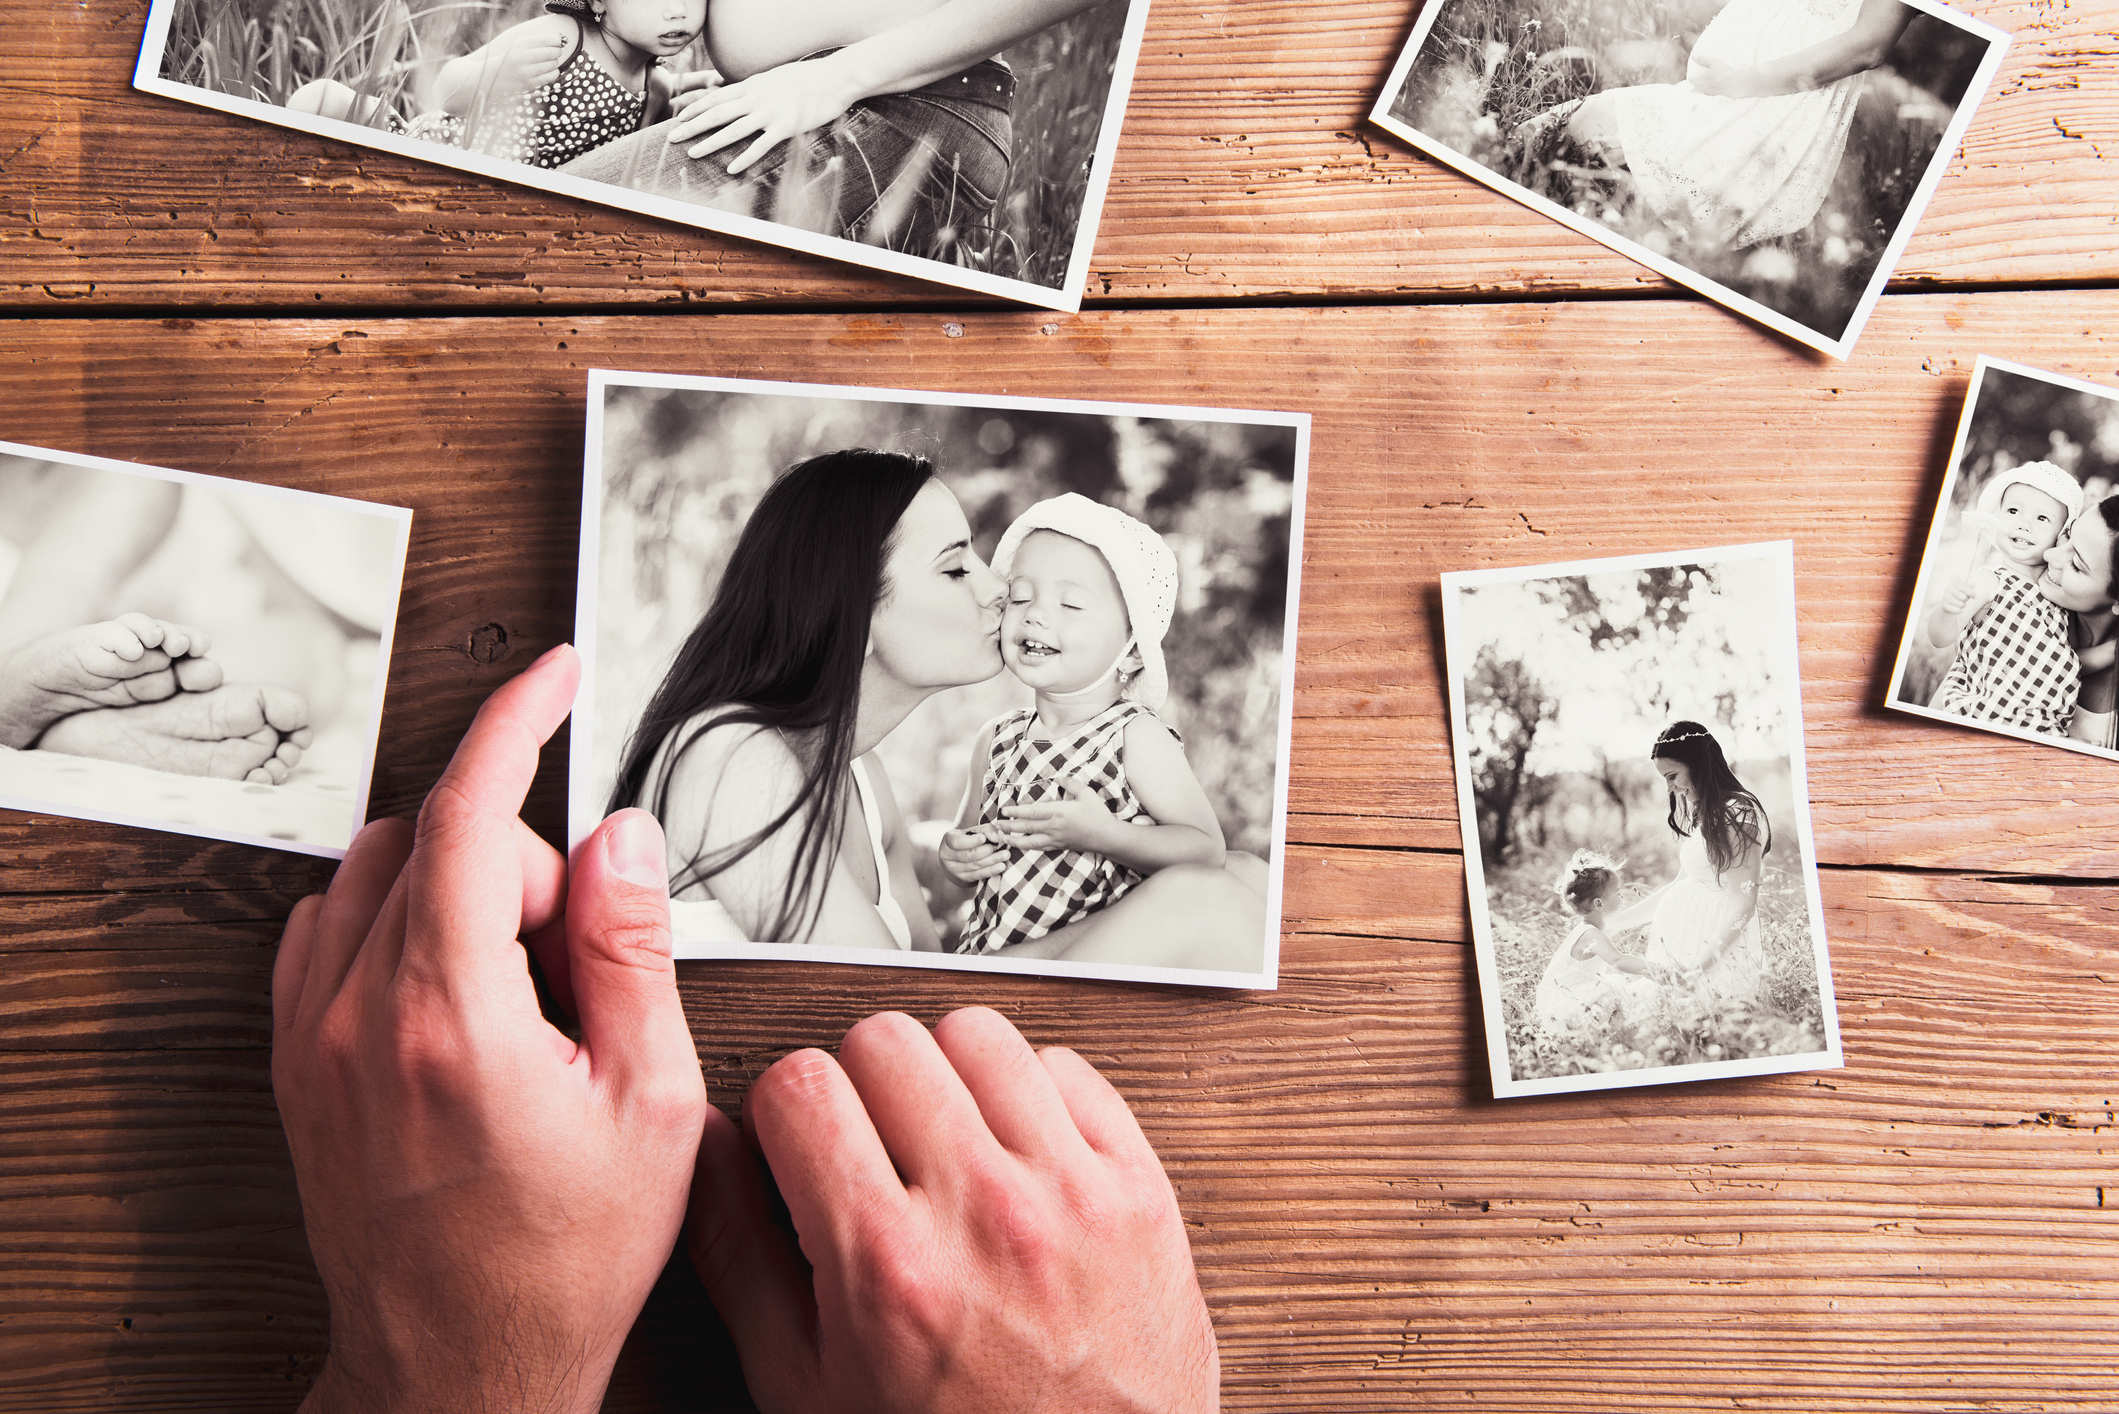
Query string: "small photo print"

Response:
xmin=1441 ymin=541 xmax=1842 ymax=1098
xmin=1368 ymin=0 xmax=2007 ymax=359
xmin=571 ymin=371 xmax=1306 ymax=989
xmin=1887 ymin=358 xmax=2119 ymax=760
xmin=0 ymin=442 xmax=410 ymax=857
xmin=133 ymin=0 xmax=1151 ymax=311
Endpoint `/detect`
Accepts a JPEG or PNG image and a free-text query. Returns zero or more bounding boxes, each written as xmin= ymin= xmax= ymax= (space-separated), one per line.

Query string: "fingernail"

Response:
xmin=531 ymin=642 xmax=574 ymax=668
xmin=607 ymin=809 xmax=668 ymax=889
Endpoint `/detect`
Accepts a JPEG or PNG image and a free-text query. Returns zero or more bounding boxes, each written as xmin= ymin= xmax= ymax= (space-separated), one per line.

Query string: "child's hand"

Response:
xmin=997 ymin=779 xmax=1112 ymax=855
xmin=1941 ymin=563 xmax=2003 ymax=616
xmin=498 ymin=31 xmax=570 ymax=93
xmin=939 ymin=826 xmax=1005 ymax=885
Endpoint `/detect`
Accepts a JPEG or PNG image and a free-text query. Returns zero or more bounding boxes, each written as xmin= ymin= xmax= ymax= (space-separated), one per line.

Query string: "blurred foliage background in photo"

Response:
xmin=1389 ymin=0 xmax=1992 ymax=342
xmin=592 ymin=385 xmax=1298 ymax=867
xmin=1894 ymin=365 xmax=2119 ymax=708
xmin=155 ymin=0 xmax=1126 ymax=290
xmin=1453 ymin=555 xmax=1828 ymax=1080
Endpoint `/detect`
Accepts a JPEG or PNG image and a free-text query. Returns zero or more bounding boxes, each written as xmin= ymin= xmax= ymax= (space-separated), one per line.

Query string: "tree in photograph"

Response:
xmin=1466 ymin=645 xmax=1552 ymax=864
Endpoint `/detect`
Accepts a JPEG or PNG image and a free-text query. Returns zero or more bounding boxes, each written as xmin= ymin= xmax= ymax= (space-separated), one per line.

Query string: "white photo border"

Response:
xmin=1440 ymin=539 xmax=1844 ymax=1097
xmin=0 ymin=438 xmax=412 ymax=861
xmin=570 ymin=369 xmax=1308 ymax=990
xmin=1885 ymin=355 xmax=2119 ymax=763
xmin=131 ymin=0 xmax=1153 ymax=313
xmin=1365 ymin=0 xmax=2009 ymax=360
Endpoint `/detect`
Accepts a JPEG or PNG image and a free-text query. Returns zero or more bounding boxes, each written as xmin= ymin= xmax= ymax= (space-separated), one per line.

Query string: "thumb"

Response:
xmin=567 ymin=809 xmax=696 ymax=1095
xmin=688 ymin=1107 xmax=821 ymax=1410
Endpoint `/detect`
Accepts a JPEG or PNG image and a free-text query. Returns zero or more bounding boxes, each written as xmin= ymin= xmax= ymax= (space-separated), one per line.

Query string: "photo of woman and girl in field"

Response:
xmin=1372 ymin=0 xmax=2006 ymax=356
xmin=571 ymin=374 xmax=1304 ymax=988
xmin=1443 ymin=542 xmax=1840 ymax=1096
xmin=1891 ymin=359 xmax=2119 ymax=760
xmin=138 ymin=0 xmax=1146 ymax=306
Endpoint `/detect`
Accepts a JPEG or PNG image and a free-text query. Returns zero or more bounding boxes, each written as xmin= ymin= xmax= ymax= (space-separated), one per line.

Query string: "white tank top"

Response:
xmin=668 ymin=756 xmax=913 ymax=950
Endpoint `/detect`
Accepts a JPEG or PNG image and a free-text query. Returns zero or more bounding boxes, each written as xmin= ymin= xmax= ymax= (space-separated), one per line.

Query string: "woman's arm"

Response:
xmin=670 ymin=0 xmax=1111 ymax=171
xmin=1604 ymin=880 xmax=1671 ymax=933
xmin=862 ymin=752 xmax=943 ymax=953
xmin=994 ymin=717 xmax=1225 ymax=874
xmin=1691 ymin=0 xmax=1913 ymax=98
xmin=428 ymin=16 xmax=577 ymax=118
xmin=656 ymin=721 xmax=901 ymax=949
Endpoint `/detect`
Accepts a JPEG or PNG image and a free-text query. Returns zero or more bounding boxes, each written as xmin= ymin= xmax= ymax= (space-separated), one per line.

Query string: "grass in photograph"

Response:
xmin=1487 ymin=840 xmax=1828 ymax=1083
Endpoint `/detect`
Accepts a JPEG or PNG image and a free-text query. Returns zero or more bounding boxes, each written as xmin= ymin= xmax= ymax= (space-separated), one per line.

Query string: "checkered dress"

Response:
xmin=957 ymin=702 xmax=1173 ymax=954
xmin=1932 ymin=570 xmax=2080 ymax=735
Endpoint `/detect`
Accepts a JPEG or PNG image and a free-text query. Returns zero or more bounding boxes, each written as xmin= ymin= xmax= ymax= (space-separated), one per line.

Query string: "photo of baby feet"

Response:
xmin=34 ymin=682 xmax=314 ymax=785
xmin=0 ymin=612 xmax=223 ymax=750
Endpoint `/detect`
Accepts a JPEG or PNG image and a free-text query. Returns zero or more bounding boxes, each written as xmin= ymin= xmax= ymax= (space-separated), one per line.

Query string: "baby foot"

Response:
xmin=33 ymin=683 xmax=313 ymax=784
xmin=0 ymin=613 xmax=224 ymax=749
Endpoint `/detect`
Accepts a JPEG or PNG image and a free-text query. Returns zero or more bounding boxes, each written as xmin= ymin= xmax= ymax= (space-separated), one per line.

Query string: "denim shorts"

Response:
xmin=562 ymin=56 xmax=1015 ymax=261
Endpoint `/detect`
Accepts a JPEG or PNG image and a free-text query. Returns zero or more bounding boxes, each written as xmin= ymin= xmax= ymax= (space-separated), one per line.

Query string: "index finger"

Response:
xmin=747 ymin=1045 xmax=910 ymax=1267
xmin=400 ymin=643 xmax=580 ymax=978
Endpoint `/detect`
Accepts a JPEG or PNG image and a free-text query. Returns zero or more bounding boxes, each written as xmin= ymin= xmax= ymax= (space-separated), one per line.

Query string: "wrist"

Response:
xmin=302 ymin=1308 xmax=612 ymax=1414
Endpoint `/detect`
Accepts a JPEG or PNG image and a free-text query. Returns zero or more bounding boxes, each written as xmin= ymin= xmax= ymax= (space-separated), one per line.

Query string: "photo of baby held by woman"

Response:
xmin=0 ymin=444 xmax=408 ymax=856
xmin=1441 ymin=542 xmax=1841 ymax=1097
xmin=1889 ymin=358 xmax=2119 ymax=762
xmin=571 ymin=373 xmax=1305 ymax=987
xmin=137 ymin=0 xmax=1148 ymax=307
xmin=1369 ymin=0 xmax=2005 ymax=356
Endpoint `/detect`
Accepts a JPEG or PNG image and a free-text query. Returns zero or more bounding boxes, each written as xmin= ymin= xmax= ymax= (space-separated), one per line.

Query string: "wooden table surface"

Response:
xmin=5 ymin=1 xmax=2117 ymax=1409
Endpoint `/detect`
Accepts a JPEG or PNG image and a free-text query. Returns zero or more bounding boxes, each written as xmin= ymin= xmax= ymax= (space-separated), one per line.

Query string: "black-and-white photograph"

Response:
xmin=0 ymin=442 xmax=410 ymax=857
xmin=1441 ymin=541 xmax=1841 ymax=1097
xmin=1887 ymin=358 xmax=2119 ymax=761
xmin=134 ymin=0 xmax=1149 ymax=310
xmin=1368 ymin=0 xmax=2006 ymax=358
xmin=570 ymin=371 xmax=1305 ymax=988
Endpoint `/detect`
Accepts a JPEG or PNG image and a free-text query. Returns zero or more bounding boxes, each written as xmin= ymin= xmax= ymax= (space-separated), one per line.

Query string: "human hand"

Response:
xmin=271 ymin=644 xmax=707 ymax=1414
xmin=997 ymin=778 xmax=1113 ymax=854
xmin=689 ymin=1007 xmax=1219 ymax=1414
xmin=668 ymin=54 xmax=861 ymax=173
xmin=1942 ymin=563 xmax=2003 ymax=615
xmin=498 ymin=30 xmax=571 ymax=93
xmin=939 ymin=824 xmax=1005 ymax=885
xmin=667 ymin=66 xmax=725 ymax=115
xmin=1689 ymin=54 xmax=1770 ymax=99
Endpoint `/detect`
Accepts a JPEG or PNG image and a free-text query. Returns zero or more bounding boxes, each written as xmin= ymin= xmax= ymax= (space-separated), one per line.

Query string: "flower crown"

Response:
xmin=1650 ymin=724 xmax=1715 ymax=755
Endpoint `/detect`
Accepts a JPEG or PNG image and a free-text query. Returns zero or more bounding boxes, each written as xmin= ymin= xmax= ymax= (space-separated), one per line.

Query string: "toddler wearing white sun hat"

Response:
xmin=940 ymin=494 xmax=1227 ymax=954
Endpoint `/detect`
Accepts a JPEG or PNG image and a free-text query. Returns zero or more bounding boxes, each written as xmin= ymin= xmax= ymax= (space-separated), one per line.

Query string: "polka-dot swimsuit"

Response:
xmin=406 ymin=18 xmax=645 ymax=169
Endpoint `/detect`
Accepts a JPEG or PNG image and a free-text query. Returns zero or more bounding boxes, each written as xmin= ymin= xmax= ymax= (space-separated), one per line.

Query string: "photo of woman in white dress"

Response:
xmin=1371 ymin=0 xmax=2005 ymax=354
xmin=1440 ymin=543 xmax=1840 ymax=1096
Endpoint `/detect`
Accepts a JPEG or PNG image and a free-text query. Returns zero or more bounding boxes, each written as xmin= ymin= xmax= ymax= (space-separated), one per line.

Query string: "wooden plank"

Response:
xmin=2 ymin=1 xmax=2113 ymax=309
xmin=2 ymin=870 xmax=2113 ymax=1411
xmin=4 ymin=295 xmax=2118 ymax=873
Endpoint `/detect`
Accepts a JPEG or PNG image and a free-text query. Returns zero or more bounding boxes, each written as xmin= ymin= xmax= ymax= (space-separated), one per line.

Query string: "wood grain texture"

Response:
xmin=1 ymin=1 xmax=2114 ymax=309
xmin=4 ymin=298 xmax=2118 ymax=873
xmin=3 ymin=871 xmax=2113 ymax=1411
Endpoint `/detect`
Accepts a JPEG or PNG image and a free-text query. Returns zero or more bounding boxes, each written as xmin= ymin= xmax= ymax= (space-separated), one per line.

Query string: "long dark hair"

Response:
xmin=1651 ymin=720 xmax=1770 ymax=875
xmin=607 ymin=449 xmax=933 ymax=940
xmin=2067 ymin=496 xmax=2119 ymax=668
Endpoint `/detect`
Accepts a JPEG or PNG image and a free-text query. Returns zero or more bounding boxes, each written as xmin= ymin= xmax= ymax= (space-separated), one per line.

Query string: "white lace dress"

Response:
xmin=1534 ymin=921 xmax=1654 ymax=1032
xmin=1613 ymin=0 xmax=1869 ymax=245
xmin=1646 ymin=829 xmax=1763 ymax=1003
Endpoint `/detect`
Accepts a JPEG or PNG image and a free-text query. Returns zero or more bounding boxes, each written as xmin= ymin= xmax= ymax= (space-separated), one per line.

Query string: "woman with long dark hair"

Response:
xmin=609 ymin=448 xmax=1262 ymax=967
xmin=1605 ymin=720 xmax=1771 ymax=1002
xmin=2050 ymin=497 xmax=2119 ymax=750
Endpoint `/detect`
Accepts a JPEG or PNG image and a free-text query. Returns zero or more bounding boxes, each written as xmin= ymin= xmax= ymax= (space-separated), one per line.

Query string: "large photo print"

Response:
xmin=1441 ymin=542 xmax=1842 ymax=1097
xmin=0 ymin=441 xmax=409 ymax=858
xmin=571 ymin=372 xmax=1306 ymax=989
xmin=135 ymin=0 xmax=1149 ymax=310
xmin=1368 ymin=0 xmax=2006 ymax=358
xmin=1887 ymin=357 xmax=2119 ymax=761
